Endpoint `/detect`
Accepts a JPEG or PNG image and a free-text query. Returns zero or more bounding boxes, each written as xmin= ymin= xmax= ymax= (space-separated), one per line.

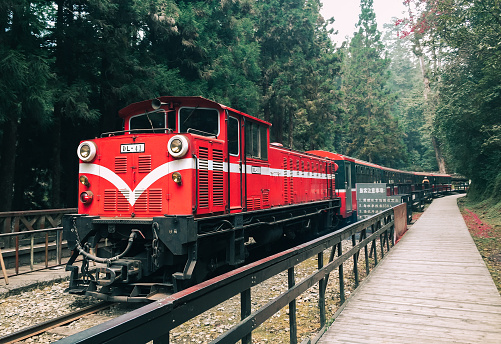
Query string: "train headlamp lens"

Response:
xmin=80 ymin=191 xmax=94 ymax=204
xmin=167 ymin=135 xmax=189 ymax=158
xmin=77 ymin=141 xmax=97 ymax=162
xmin=172 ymin=172 xmax=182 ymax=184
xmin=80 ymin=145 xmax=90 ymax=158
xmin=170 ymin=139 xmax=182 ymax=153
xmin=79 ymin=175 xmax=90 ymax=186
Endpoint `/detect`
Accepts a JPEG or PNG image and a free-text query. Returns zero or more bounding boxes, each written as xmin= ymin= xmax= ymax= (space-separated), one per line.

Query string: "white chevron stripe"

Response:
xmin=79 ymin=158 xmax=333 ymax=206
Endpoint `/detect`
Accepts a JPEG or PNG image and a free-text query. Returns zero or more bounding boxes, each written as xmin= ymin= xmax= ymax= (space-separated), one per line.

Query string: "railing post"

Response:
xmin=372 ymin=224 xmax=378 ymax=266
xmin=241 ymin=288 xmax=252 ymax=344
xmin=30 ymin=234 xmax=34 ymax=271
xmin=318 ymin=252 xmax=326 ymax=328
xmin=363 ymin=228 xmax=369 ymax=275
xmin=352 ymin=234 xmax=359 ymax=288
xmin=56 ymin=229 xmax=62 ymax=265
xmin=288 ymin=267 xmax=297 ymax=344
xmin=14 ymin=216 xmax=19 ymax=275
xmin=45 ymin=232 xmax=49 ymax=268
xmin=338 ymin=242 xmax=345 ymax=305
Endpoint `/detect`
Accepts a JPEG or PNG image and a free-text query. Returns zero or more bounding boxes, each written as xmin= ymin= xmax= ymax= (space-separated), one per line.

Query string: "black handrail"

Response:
xmin=55 ymin=205 xmax=403 ymax=344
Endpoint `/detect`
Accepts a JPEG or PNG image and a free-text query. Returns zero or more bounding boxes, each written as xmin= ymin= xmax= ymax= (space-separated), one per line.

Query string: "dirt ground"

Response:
xmin=458 ymin=196 xmax=501 ymax=294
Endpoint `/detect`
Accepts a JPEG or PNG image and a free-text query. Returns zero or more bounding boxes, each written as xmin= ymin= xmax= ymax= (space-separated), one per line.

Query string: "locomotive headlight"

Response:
xmin=172 ymin=172 xmax=182 ymax=185
xmin=168 ymin=135 xmax=189 ymax=158
xmin=77 ymin=141 xmax=97 ymax=162
xmin=80 ymin=191 xmax=94 ymax=204
xmin=79 ymin=175 xmax=90 ymax=186
xmin=171 ymin=139 xmax=182 ymax=153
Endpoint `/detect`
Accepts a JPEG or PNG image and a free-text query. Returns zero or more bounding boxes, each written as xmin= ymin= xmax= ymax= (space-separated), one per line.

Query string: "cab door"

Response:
xmin=345 ymin=161 xmax=352 ymax=212
xmin=227 ymin=113 xmax=243 ymax=211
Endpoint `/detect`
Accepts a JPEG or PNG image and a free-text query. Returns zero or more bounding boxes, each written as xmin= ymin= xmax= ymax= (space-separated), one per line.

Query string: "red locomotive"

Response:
xmin=64 ymin=96 xmax=341 ymax=301
xmin=64 ymin=96 xmax=452 ymax=301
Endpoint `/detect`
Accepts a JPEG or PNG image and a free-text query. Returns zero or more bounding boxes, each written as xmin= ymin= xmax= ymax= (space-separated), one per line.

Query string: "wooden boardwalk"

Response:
xmin=318 ymin=194 xmax=501 ymax=344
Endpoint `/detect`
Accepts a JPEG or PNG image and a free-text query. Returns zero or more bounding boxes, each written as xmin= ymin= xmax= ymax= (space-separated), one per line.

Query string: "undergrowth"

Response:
xmin=458 ymin=194 xmax=501 ymax=294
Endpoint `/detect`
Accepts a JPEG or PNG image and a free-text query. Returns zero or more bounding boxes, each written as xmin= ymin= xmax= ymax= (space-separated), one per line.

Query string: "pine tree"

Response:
xmin=341 ymin=0 xmax=406 ymax=166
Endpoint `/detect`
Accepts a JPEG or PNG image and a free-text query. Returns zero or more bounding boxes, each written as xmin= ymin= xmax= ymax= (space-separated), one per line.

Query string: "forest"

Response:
xmin=0 ymin=0 xmax=500 ymax=211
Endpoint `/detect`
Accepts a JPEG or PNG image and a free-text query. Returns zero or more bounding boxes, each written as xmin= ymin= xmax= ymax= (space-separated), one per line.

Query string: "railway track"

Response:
xmin=0 ymin=301 xmax=114 ymax=344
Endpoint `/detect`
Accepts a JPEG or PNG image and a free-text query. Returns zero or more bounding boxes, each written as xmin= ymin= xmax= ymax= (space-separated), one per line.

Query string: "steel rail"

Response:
xmin=0 ymin=301 xmax=114 ymax=344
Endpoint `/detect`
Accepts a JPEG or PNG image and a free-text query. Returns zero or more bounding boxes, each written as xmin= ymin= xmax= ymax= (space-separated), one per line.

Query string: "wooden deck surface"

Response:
xmin=318 ymin=194 xmax=501 ymax=344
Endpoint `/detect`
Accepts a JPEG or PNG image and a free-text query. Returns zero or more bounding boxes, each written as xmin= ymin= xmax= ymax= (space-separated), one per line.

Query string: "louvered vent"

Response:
xmin=212 ymin=149 xmax=224 ymax=207
xmin=149 ymin=189 xmax=162 ymax=212
xmin=138 ymin=155 xmax=151 ymax=173
xmin=198 ymin=147 xmax=209 ymax=209
xmin=262 ymin=189 xmax=270 ymax=207
xmin=117 ymin=190 xmax=130 ymax=211
xmin=115 ymin=157 xmax=127 ymax=174
xmin=134 ymin=189 xmax=162 ymax=212
xmin=289 ymin=158 xmax=294 ymax=203
xmin=135 ymin=190 xmax=147 ymax=212
xmin=283 ymin=158 xmax=289 ymax=204
xmin=246 ymin=198 xmax=254 ymax=211
xmin=254 ymin=197 xmax=261 ymax=210
xmin=104 ymin=189 xmax=117 ymax=211
xmin=104 ymin=189 xmax=130 ymax=212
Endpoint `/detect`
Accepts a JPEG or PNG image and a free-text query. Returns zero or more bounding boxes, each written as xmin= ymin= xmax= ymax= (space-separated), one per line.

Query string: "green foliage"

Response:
xmin=431 ymin=0 xmax=501 ymax=199
xmin=340 ymin=0 xmax=407 ymax=167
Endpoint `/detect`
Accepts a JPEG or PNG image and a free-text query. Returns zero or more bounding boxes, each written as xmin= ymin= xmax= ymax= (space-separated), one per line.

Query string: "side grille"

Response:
xmin=212 ymin=149 xmax=224 ymax=207
xmin=262 ymin=189 xmax=270 ymax=207
xmin=134 ymin=189 xmax=162 ymax=212
xmin=246 ymin=197 xmax=261 ymax=211
xmin=138 ymin=155 xmax=151 ymax=173
xmin=283 ymin=158 xmax=289 ymax=204
xmin=115 ymin=157 xmax=127 ymax=174
xmin=198 ymin=147 xmax=210 ymax=209
xmin=104 ymin=189 xmax=130 ymax=212
xmin=104 ymin=190 xmax=117 ymax=211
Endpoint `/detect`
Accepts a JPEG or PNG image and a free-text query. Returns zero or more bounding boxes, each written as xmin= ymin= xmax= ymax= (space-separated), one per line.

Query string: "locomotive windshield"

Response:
xmin=129 ymin=111 xmax=166 ymax=133
xmin=179 ymin=107 xmax=219 ymax=137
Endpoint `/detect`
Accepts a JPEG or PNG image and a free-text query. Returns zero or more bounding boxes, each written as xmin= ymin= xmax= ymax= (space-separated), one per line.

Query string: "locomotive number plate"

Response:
xmin=120 ymin=143 xmax=145 ymax=153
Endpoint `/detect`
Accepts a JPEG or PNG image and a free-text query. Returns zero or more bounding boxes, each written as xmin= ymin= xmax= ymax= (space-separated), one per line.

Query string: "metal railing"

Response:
xmin=0 ymin=208 xmax=76 ymax=278
xmin=56 ymin=204 xmax=405 ymax=344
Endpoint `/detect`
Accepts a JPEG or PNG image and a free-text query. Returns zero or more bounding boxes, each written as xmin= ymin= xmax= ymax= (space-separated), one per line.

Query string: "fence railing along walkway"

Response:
xmin=56 ymin=204 xmax=407 ymax=344
xmin=0 ymin=208 xmax=76 ymax=279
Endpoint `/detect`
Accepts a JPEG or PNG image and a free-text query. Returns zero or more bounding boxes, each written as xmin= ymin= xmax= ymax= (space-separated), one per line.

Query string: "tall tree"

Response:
xmin=256 ymin=0 xmax=341 ymax=150
xmin=383 ymin=22 xmax=437 ymax=171
xmin=341 ymin=0 xmax=406 ymax=166
xmin=0 ymin=1 xmax=52 ymax=211
xmin=397 ymin=0 xmax=447 ymax=172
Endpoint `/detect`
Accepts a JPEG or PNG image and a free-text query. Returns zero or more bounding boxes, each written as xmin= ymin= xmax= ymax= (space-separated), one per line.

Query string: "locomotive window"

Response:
xmin=179 ymin=107 xmax=219 ymax=137
xmin=245 ymin=121 xmax=268 ymax=160
xmin=129 ymin=111 xmax=166 ymax=133
xmin=167 ymin=111 xmax=176 ymax=131
xmin=228 ymin=116 xmax=239 ymax=156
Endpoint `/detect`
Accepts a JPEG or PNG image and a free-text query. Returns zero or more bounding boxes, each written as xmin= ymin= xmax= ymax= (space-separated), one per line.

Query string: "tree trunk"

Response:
xmin=0 ymin=116 xmax=19 ymax=211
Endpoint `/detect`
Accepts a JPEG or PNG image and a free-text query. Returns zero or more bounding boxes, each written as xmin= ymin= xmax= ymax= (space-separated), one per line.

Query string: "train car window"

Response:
xmin=179 ymin=107 xmax=219 ymax=137
xmin=245 ymin=121 xmax=268 ymax=160
xmin=228 ymin=116 xmax=239 ymax=156
xmin=129 ymin=111 xmax=166 ymax=133
xmin=167 ymin=111 xmax=176 ymax=131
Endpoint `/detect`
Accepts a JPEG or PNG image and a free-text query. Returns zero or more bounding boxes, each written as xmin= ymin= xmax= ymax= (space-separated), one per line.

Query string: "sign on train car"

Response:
xmin=356 ymin=183 xmax=403 ymax=221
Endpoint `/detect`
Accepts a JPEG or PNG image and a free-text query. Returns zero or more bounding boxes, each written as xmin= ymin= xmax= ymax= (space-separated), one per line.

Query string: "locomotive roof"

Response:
xmin=118 ymin=96 xmax=271 ymax=127
xmin=306 ymin=150 xmax=356 ymax=162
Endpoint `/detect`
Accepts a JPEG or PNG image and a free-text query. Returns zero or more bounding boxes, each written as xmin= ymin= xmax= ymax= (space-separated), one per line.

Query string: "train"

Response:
xmin=63 ymin=96 xmax=451 ymax=302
